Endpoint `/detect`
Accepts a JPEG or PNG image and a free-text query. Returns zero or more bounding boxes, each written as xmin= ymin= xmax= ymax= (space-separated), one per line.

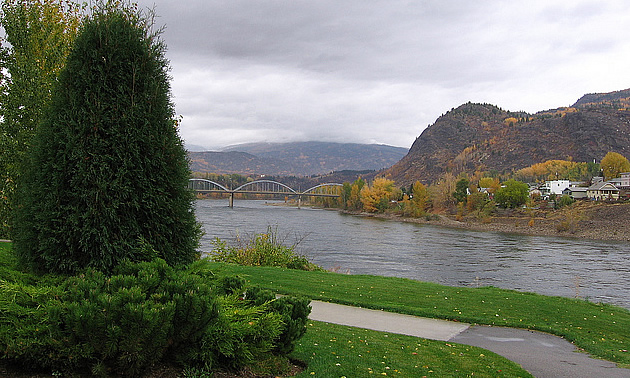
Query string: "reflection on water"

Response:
xmin=195 ymin=200 xmax=630 ymax=309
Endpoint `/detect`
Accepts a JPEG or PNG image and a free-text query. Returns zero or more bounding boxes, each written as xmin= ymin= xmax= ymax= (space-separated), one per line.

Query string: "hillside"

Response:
xmin=188 ymin=151 xmax=288 ymax=176
xmin=384 ymin=89 xmax=630 ymax=186
xmin=189 ymin=142 xmax=407 ymax=176
xmin=572 ymin=88 xmax=630 ymax=108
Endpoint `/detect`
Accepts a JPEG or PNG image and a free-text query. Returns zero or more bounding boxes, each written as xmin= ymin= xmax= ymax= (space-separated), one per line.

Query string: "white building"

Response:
xmin=540 ymin=180 xmax=571 ymax=197
xmin=607 ymin=172 xmax=630 ymax=189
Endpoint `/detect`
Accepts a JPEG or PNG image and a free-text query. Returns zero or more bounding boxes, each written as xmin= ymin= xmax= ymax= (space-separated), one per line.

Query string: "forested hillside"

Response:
xmin=384 ymin=89 xmax=630 ymax=186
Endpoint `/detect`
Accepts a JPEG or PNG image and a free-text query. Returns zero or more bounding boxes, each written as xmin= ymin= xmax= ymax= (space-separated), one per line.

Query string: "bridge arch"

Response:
xmin=234 ymin=180 xmax=298 ymax=194
xmin=189 ymin=178 xmax=343 ymax=207
xmin=188 ymin=178 xmax=230 ymax=192
xmin=302 ymin=183 xmax=343 ymax=195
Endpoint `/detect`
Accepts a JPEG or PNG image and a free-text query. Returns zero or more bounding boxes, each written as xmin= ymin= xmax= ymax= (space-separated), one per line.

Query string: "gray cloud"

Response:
xmin=136 ymin=0 xmax=630 ymax=150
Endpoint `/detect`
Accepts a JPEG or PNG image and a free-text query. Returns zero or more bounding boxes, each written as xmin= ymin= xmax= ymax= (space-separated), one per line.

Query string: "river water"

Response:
xmin=195 ymin=199 xmax=630 ymax=309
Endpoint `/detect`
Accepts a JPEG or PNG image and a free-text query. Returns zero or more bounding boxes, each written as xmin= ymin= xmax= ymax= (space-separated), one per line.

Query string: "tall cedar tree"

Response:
xmin=13 ymin=6 xmax=200 ymax=273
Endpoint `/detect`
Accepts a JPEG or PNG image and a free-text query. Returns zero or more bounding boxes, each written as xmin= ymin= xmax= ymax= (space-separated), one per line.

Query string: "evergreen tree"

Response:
xmin=13 ymin=3 xmax=200 ymax=273
xmin=452 ymin=178 xmax=470 ymax=203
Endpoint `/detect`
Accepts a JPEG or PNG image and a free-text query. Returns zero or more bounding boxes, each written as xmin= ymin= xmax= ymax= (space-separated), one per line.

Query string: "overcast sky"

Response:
xmin=135 ymin=0 xmax=630 ymax=150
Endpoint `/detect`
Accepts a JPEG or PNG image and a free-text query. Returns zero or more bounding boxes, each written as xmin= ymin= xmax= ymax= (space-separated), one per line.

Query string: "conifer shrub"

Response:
xmin=0 ymin=257 xmax=311 ymax=376
xmin=246 ymin=287 xmax=311 ymax=355
xmin=269 ymin=295 xmax=311 ymax=354
xmin=13 ymin=2 xmax=200 ymax=274
xmin=197 ymin=295 xmax=285 ymax=370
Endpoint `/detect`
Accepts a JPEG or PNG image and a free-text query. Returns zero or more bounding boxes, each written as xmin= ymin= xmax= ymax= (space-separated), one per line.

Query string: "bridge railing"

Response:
xmin=188 ymin=178 xmax=230 ymax=192
xmin=234 ymin=180 xmax=298 ymax=194
xmin=189 ymin=179 xmax=342 ymax=207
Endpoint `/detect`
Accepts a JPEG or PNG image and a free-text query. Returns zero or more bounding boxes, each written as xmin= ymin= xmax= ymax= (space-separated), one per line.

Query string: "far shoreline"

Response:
xmin=338 ymin=201 xmax=630 ymax=243
xmin=234 ymin=198 xmax=630 ymax=243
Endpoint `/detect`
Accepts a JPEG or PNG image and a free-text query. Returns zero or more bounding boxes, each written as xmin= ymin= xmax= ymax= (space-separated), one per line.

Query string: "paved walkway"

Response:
xmin=309 ymin=300 xmax=630 ymax=378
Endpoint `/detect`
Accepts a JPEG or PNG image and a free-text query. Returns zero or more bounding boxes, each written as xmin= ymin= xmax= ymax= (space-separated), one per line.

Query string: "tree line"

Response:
xmin=311 ymin=151 xmax=630 ymax=217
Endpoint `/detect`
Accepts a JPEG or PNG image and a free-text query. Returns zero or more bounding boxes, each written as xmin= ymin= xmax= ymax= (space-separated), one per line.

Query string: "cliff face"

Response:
xmin=384 ymin=92 xmax=630 ymax=186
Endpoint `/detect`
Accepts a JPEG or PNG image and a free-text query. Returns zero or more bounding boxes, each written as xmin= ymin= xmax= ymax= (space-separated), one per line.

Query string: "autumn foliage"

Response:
xmin=600 ymin=152 xmax=630 ymax=180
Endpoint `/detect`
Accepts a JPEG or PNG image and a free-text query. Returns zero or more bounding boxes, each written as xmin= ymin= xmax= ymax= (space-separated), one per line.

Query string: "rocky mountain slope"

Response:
xmin=384 ymin=89 xmax=630 ymax=186
xmin=189 ymin=142 xmax=407 ymax=176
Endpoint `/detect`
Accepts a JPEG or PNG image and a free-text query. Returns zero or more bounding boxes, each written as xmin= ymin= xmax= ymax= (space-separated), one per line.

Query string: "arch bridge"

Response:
xmin=189 ymin=178 xmax=343 ymax=208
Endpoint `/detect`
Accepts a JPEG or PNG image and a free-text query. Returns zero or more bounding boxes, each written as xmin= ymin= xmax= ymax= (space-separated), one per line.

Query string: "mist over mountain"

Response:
xmin=188 ymin=89 xmax=630 ymax=184
xmin=189 ymin=141 xmax=408 ymax=177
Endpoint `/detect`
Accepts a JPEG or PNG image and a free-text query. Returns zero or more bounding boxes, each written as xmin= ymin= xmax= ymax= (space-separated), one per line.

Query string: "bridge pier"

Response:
xmin=297 ymin=195 xmax=301 ymax=209
xmin=229 ymin=193 xmax=234 ymax=208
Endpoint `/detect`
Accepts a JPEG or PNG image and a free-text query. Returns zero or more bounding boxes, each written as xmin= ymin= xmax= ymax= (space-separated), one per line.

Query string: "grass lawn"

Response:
xmin=0 ymin=242 xmax=534 ymax=376
xmin=293 ymin=321 xmax=532 ymax=377
xmin=204 ymin=262 xmax=630 ymax=368
xmin=0 ymin=242 xmax=624 ymax=376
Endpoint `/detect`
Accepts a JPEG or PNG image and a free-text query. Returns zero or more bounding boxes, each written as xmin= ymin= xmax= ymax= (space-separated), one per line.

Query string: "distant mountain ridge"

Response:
xmin=383 ymin=88 xmax=630 ymax=186
xmin=189 ymin=141 xmax=408 ymax=176
xmin=572 ymin=88 xmax=630 ymax=108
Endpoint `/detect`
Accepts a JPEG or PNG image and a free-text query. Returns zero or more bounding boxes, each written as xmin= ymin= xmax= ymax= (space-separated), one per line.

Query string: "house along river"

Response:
xmin=195 ymin=199 xmax=630 ymax=310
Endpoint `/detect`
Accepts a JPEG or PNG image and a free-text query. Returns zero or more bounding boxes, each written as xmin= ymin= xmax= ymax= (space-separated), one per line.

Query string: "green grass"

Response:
xmin=293 ymin=321 xmax=532 ymax=377
xmin=1 ymin=241 xmax=625 ymax=375
xmin=204 ymin=262 xmax=630 ymax=367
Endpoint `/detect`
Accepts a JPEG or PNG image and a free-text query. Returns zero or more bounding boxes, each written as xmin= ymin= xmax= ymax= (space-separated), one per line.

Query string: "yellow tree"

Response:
xmin=516 ymin=159 xmax=593 ymax=182
xmin=346 ymin=178 xmax=365 ymax=211
xmin=600 ymin=152 xmax=630 ymax=180
xmin=360 ymin=177 xmax=397 ymax=213
xmin=411 ymin=181 xmax=428 ymax=217
xmin=0 ymin=0 xmax=83 ymax=237
xmin=478 ymin=177 xmax=500 ymax=194
xmin=429 ymin=172 xmax=457 ymax=211
xmin=503 ymin=117 xmax=518 ymax=126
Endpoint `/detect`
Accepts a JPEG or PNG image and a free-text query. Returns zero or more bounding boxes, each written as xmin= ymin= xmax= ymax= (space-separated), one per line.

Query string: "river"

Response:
xmin=195 ymin=199 xmax=630 ymax=309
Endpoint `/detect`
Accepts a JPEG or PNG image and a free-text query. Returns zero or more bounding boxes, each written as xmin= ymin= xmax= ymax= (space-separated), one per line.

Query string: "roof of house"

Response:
xmin=565 ymin=186 xmax=588 ymax=192
xmin=587 ymin=181 xmax=619 ymax=191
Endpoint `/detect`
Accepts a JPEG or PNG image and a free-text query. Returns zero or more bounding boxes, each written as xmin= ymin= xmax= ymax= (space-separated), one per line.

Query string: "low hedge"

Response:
xmin=0 ymin=256 xmax=310 ymax=376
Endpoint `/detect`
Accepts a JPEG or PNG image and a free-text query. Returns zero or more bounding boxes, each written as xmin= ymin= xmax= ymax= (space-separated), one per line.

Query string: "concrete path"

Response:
xmin=309 ymin=300 xmax=469 ymax=341
xmin=309 ymin=300 xmax=630 ymax=378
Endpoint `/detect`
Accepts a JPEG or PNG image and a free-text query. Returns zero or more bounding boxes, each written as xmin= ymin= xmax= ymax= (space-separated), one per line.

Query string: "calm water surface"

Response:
xmin=195 ymin=199 xmax=630 ymax=309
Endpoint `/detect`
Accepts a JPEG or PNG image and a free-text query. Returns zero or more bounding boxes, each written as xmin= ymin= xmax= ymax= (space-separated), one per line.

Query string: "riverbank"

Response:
xmin=344 ymin=201 xmax=630 ymax=242
xmin=210 ymin=262 xmax=630 ymax=369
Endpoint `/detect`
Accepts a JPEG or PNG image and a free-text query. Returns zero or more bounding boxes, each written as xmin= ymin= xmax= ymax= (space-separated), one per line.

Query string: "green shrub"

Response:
xmin=47 ymin=259 xmax=220 ymax=375
xmin=555 ymin=194 xmax=575 ymax=209
xmin=210 ymin=229 xmax=322 ymax=271
xmin=268 ymin=295 xmax=311 ymax=354
xmin=13 ymin=2 xmax=200 ymax=274
xmin=198 ymin=295 xmax=284 ymax=370
xmin=0 ymin=280 xmax=60 ymax=373
xmin=0 ymin=256 xmax=311 ymax=376
xmin=246 ymin=287 xmax=311 ymax=355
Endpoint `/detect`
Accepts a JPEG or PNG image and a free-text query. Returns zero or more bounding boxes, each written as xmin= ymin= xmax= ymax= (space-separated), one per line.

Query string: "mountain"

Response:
xmin=384 ymin=89 xmax=630 ymax=186
xmin=188 ymin=151 xmax=288 ymax=175
xmin=189 ymin=142 xmax=408 ymax=176
xmin=184 ymin=143 xmax=209 ymax=152
xmin=572 ymin=88 xmax=630 ymax=108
